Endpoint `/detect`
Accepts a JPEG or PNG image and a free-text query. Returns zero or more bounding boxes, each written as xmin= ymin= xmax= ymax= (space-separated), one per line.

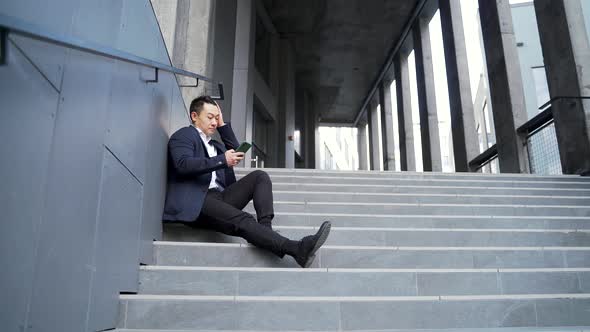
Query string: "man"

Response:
xmin=163 ymin=95 xmax=331 ymax=268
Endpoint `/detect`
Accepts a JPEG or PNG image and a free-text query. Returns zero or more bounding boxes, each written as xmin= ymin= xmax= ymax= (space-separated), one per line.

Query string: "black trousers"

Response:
xmin=194 ymin=170 xmax=293 ymax=257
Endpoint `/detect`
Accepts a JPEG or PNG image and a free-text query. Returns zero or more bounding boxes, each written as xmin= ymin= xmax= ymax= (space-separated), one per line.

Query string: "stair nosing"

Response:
xmin=154 ymin=241 xmax=590 ymax=251
xmin=273 ymin=190 xmax=590 ymax=199
xmin=140 ymin=265 xmax=590 ymax=273
xmin=119 ymin=293 xmax=590 ymax=302
xmin=272 ymin=182 xmax=590 ymax=191
xmin=269 ymin=212 xmax=590 ymax=219
xmin=166 ymin=224 xmax=590 ymax=233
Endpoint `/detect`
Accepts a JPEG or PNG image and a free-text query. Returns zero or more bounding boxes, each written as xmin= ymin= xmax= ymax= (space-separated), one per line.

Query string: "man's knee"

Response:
xmin=251 ymin=170 xmax=271 ymax=184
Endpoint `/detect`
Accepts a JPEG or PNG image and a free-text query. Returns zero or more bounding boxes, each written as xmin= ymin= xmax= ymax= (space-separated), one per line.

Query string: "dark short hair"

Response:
xmin=189 ymin=95 xmax=216 ymax=115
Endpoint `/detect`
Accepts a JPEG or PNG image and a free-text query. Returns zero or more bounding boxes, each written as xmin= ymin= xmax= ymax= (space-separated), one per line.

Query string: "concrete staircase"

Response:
xmin=116 ymin=169 xmax=590 ymax=332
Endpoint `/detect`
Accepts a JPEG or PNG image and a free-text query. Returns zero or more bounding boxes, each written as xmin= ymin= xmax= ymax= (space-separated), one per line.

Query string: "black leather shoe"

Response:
xmin=295 ymin=221 xmax=331 ymax=268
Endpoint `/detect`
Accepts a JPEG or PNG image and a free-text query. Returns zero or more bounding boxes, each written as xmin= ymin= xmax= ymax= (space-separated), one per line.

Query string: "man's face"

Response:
xmin=193 ymin=102 xmax=219 ymax=136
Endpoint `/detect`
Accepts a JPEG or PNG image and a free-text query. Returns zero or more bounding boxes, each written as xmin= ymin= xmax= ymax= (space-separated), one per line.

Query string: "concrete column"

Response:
xmin=211 ymin=0 xmax=237 ymax=118
xmin=379 ymin=80 xmax=396 ymax=171
xmin=413 ymin=18 xmax=442 ymax=172
xmin=357 ymin=123 xmax=369 ymax=170
xmin=394 ymin=53 xmax=416 ymax=171
xmin=534 ymin=0 xmax=590 ymax=174
xmin=369 ymin=100 xmax=382 ymax=170
xmin=366 ymin=105 xmax=375 ymax=170
xmin=231 ymin=0 xmax=256 ymax=167
xmin=153 ymin=0 xmax=215 ymax=105
xmin=439 ymin=0 xmax=479 ymax=172
xmin=302 ymin=91 xmax=317 ymax=169
xmin=478 ymin=0 xmax=529 ymax=173
xmin=277 ymin=39 xmax=296 ymax=168
xmin=314 ymin=116 xmax=321 ymax=170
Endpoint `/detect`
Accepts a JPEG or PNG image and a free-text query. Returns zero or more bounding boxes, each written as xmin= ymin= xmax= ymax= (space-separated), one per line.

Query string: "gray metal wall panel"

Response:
xmin=118 ymin=0 xmax=170 ymax=65
xmin=88 ymin=148 xmax=143 ymax=331
xmin=26 ymin=50 xmax=114 ymax=332
xmin=1 ymin=1 xmax=190 ymax=330
xmin=105 ymin=60 xmax=154 ymax=184
xmin=71 ymin=0 xmax=123 ymax=46
xmin=0 ymin=0 xmax=78 ymax=35
xmin=0 ymin=39 xmax=60 ymax=332
xmin=10 ymin=35 xmax=67 ymax=92
xmin=170 ymin=83 xmax=191 ymax=132
xmin=139 ymin=71 xmax=176 ymax=264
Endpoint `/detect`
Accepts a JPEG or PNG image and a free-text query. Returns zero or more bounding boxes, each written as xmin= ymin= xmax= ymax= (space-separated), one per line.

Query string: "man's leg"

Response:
xmin=222 ymin=170 xmax=274 ymax=228
xmin=197 ymin=189 xmax=332 ymax=267
xmin=198 ymin=189 xmax=288 ymax=257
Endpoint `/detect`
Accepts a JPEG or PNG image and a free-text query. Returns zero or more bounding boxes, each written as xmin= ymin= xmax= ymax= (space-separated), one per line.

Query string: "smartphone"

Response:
xmin=235 ymin=142 xmax=252 ymax=153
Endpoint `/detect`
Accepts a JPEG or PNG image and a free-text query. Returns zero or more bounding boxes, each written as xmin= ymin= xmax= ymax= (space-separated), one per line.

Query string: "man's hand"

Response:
xmin=225 ymin=149 xmax=244 ymax=167
xmin=214 ymin=100 xmax=225 ymax=126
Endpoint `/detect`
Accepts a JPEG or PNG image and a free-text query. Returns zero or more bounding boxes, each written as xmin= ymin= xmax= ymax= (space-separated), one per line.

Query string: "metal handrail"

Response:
xmin=516 ymin=107 xmax=553 ymax=139
xmin=468 ymin=144 xmax=497 ymax=172
xmin=251 ymin=142 xmax=267 ymax=168
xmin=0 ymin=13 xmax=224 ymax=99
xmin=538 ymin=96 xmax=590 ymax=111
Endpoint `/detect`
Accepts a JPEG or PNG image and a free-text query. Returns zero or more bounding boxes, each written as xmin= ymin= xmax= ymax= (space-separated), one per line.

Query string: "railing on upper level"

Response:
xmin=468 ymin=143 xmax=498 ymax=172
xmin=468 ymin=96 xmax=590 ymax=173
xmin=0 ymin=13 xmax=224 ymax=99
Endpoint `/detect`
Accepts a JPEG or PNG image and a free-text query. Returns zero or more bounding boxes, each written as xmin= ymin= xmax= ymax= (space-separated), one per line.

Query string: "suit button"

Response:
xmin=218 ymin=161 xmax=222 ymax=165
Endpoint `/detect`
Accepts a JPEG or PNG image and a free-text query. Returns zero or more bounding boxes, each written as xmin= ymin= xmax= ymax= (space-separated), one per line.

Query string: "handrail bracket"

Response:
xmin=145 ymin=67 xmax=159 ymax=83
xmin=0 ymin=27 xmax=7 ymax=65
xmin=179 ymin=77 xmax=199 ymax=88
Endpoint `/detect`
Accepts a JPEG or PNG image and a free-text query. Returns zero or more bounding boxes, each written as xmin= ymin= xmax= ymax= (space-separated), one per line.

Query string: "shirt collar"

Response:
xmin=192 ymin=125 xmax=211 ymax=144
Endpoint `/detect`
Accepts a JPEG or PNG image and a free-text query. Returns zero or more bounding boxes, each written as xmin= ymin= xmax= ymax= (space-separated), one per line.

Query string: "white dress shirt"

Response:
xmin=192 ymin=125 xmax=219 ymax=189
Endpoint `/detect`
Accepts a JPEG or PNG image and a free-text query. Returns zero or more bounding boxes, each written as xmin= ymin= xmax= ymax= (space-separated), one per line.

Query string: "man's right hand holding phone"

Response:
xmin=225 ymin=149 xmax=244 ymax=167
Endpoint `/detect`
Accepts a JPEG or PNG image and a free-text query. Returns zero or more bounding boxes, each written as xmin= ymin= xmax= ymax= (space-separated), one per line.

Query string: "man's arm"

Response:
xmin=217 ymin=123 xmax=240 ymax=150
xmin=168 ymin=130 xmax=227 ymax=176
xmin=214 ymin=100 xmax=240 ymax=150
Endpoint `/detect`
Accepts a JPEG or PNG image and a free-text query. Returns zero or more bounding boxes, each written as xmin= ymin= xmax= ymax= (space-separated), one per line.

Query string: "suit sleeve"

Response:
xmin=217 ymin=122 xmax=240 ymax=150
xmin=168 ymin=129 xmax=227 ymax=176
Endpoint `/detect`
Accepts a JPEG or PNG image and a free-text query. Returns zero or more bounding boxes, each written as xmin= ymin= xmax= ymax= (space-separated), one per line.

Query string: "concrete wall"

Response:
xmin=152 ymin=0 xmax=237 ymax=117
xmin=152 ymin=0 xmax=215 ymax=106
xmin=0 ymin=1 xmax=190 ymax=331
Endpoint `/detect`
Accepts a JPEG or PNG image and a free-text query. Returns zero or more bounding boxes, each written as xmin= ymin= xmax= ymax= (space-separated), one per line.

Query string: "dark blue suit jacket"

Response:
xmin=162 ymin=123 xmax=240 ymax=222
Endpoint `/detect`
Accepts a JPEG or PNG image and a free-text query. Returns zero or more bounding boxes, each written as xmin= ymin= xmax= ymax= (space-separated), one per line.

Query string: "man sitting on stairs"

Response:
xmin=162 ymin=95 xmax=331 ymax=268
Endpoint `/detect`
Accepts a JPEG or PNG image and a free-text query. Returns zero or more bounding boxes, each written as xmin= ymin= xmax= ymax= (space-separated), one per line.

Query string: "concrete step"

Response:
xmin=235 ymin=168 xmax=589 ymax=183
xmin=113 ymin=328 xmax=590 ymax=332
xmin=138 ymin=266 xmax=590 ymax=297
xmin=240 ymin=173 xmax=590 ymax=189
xmin=272 ymin=191 xmax=590 ymax=206
xmin=271 ymin=182 xmax=590 ymax=196
xmin=242 ymin=201 xmax=590 ymax=217
xmin=153 ymin=242 xmax=590 ymax=269
xmin=162 ymin=224 xmax=590 ymax=247
xmin=117 ymin=294 xmax=590 ymax=330
xmin=256 ymin=213 xmax=590 ymax=229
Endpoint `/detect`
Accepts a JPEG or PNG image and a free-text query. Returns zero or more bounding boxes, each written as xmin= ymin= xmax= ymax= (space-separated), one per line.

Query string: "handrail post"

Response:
xmin=217 ymin=83 xmax=224 ymax=100
xmin=0 ymin=27 xmax=7 ymax=65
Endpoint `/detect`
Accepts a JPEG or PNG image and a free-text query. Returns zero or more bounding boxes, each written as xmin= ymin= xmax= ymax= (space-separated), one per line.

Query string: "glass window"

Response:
xmin=532 ymin=66 xmax=550 ymax=110
xmin=389 ymin=80 xmax=401 ymax=171
xmin=408 ymin=50 xmax=423 ymax=172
